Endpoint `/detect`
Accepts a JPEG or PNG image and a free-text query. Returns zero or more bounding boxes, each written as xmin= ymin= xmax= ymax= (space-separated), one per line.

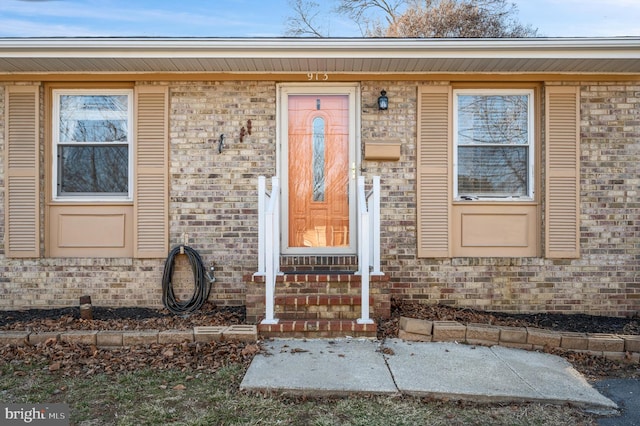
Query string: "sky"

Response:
xmin=0 ymin=0 xmax=638 ymax=38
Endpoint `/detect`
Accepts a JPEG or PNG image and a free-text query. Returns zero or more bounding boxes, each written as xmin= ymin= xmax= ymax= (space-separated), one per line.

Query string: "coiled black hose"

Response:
xmin=162 ymin=245 xmax=212 ymax=315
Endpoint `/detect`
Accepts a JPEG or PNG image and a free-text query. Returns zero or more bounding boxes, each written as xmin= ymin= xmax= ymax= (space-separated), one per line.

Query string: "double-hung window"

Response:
xmin=453 ymin=89 xmax=534 ymax=200
xmin=419 ymin=85 xmax=579 ymax=259
xmin=52 ymin=89 xmax=133 ymax=200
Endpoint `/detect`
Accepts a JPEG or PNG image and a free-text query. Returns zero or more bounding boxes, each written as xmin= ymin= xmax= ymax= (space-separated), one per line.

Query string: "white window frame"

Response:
xmin=52 ymin=89 xmax=134 ymax=202
xmin=453 ymin=89 xmax=535 ymax=201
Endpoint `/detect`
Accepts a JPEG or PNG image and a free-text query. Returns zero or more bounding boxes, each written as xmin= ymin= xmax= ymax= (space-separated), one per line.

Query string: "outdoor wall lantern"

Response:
xmin=377 ymin=90 xmax=388 ymax=110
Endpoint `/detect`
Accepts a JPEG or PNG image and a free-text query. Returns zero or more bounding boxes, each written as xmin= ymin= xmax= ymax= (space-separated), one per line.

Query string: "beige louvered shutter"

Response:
xmin=417 ymin=86 xmax=451 ymax=258
xmin=545 ymin=86 xmax=580 ymax=258
xmin=5 ymin=86 xmax=40 ymax=258
xmin=134 ymin=86 xmax=169 ymax=258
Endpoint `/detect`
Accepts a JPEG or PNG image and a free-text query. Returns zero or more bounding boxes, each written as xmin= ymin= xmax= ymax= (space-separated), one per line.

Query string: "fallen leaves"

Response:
xmin=1 ymin=300 xmax=637 ymax=382
xmin=548 ymin=347 xmax=640 ymax=381
xmin=0 ymin=339 xmax=263 ymax=378
xmin=0 ymin=304 xmax=260 ymax=379
xmin=0 ymin=303 xmax=244 ymax=333
xmin=388 ymin=299 xmax=639 ymax=336
xmin=380 ymin=347 xmax=395 ymax=356
xmin=241 ymin=344 xmax=260 ymax=357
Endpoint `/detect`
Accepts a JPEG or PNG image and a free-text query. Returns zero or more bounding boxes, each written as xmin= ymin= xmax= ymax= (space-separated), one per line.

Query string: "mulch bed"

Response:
xmin=0 ymin=300 xmax=638 ymax=380
xmin=378 ymin=299 xmax=640 ymax=339
xmin=0 ymin=303 xmax=256 ymax=378
xmin=1 ymin=300 xmax=637 ymax=335
xmin=0 ymin=303 xmax=245 ymax=333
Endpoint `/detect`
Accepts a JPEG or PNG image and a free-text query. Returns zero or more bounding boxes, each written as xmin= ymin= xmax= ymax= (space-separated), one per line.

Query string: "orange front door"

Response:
xmin=288 ymin=94 xmax=350 ymax=249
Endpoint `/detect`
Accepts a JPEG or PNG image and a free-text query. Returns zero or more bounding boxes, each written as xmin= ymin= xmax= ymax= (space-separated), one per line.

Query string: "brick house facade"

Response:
xmin=0 ymin=38 xmax=638 ymax=319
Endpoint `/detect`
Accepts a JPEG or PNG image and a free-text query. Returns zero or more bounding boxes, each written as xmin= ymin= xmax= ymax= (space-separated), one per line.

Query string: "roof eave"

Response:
xmin=0 ymin=37 xmax=638 ymax=74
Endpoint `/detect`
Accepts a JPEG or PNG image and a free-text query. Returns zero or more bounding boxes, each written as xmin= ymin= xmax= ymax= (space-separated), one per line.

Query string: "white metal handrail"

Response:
xmin=355 ymin=175 xmax=382 ymax=324
xmin=369 ymin=176 xmax=382 ymax=276
xmin=257 ymin=175 xmax=380 ymax=325
xmin=256 ymin=176 xmax=280 ymax=324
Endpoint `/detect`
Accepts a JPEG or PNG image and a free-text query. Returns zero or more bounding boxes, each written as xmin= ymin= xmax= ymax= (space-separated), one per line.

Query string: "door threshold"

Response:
xmin=282 ymin=270 xmax=356 ymax=275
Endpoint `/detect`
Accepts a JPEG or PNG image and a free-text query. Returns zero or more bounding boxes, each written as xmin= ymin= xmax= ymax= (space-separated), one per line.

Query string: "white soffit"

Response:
xmin=0 ymin=37 xmax=639 ymax=74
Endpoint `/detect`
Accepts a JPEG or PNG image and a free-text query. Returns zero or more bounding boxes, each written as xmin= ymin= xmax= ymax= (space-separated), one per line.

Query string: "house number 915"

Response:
xmin=307 ymin=72 xmax=329 ymax=81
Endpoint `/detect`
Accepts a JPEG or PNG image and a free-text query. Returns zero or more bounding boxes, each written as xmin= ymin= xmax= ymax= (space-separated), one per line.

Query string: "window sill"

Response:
xmin=49 ymin=199 xmax=133 ymax=206
xmin=453 ymin=198 xmax=536 ymax=205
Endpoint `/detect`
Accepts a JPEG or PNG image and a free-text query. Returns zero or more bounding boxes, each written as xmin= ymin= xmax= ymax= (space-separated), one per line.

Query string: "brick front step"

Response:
xmin=274 ymin=294 xmax=374 ymax=321
xmin=258 ymin=319 xmax=377 ymax=338
xmin=251 ymin=273 xmax=388 ymax=285
xmin=275 ymin=295 xmax=373 ymax=306
xmin=245 ymin=272 xmax=390 ymax=324
xmin=279 ymin=255 xmax=358 ymax=274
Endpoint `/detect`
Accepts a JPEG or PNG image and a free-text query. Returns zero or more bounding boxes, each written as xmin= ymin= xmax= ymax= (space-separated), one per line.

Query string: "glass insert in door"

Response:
xmin=288 ymin=95 xmax=349 ymax=248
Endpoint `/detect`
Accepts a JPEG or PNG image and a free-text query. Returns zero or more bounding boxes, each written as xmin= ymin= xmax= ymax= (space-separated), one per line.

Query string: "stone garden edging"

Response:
xmin=0 ymin=325 xmax=258 ymax=347
xmin=1 ymin=319 xmax=638 ymax=365
xmin=399 ymin=317 xmax=640 ymax=363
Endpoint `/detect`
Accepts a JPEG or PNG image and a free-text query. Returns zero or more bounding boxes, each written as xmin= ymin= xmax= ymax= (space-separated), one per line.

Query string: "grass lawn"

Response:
xmin=0 ymin=360 xmax=599 ymax=425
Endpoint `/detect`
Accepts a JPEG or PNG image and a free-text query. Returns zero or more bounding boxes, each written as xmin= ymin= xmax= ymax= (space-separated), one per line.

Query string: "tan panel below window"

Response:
xmin=58 ymin=213 xmax=126 ymax=248
xmin=452 ymin=204 xmax=539 ymax=257
xmin=49 ymin=205 xmax=133 ymax=257
xmin=461 ymin=214 xmax=529 ymax=247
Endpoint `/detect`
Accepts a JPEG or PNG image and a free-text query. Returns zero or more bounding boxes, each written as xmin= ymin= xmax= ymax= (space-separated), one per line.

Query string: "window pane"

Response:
xmin=59 ymin=146 xmax=128 ymax=194
xmin=458 ymin=146 xmax=528 ymax=197
xmin=312 ymin=116 xmax=325 ymax=202
xmin=59 ymin=95 xmax=128 ymax=143
xmin=458 ymin=95 xmax=528 ymax=145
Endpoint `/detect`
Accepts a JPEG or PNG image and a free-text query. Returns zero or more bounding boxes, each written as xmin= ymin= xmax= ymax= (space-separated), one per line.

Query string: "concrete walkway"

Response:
xmin=240 ymin=338 xmax=618 ymax=410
